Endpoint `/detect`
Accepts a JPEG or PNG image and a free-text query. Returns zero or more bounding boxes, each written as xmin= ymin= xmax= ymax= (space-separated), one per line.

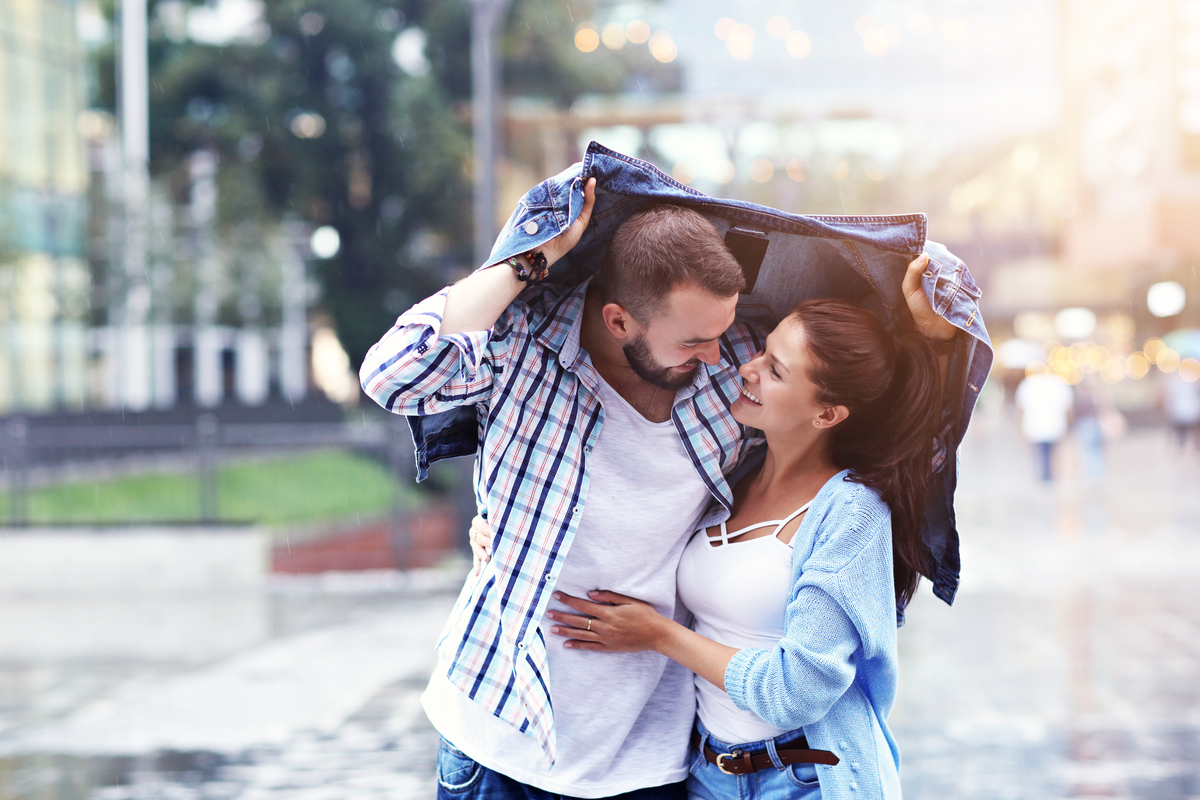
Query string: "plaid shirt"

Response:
xmin=360 ymin=280 xmax=762 ymax=761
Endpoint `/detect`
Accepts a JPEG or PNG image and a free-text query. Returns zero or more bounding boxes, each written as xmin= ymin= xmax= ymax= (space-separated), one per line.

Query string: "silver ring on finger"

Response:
xmin=586 ymin=619 xmax=592 ymax=632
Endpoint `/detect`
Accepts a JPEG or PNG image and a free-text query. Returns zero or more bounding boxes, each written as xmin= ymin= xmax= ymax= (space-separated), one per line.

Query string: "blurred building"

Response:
xmin=0 ymin=0 xmax=341 ymax=417
xmin=499 ymin=0 xmax=1059 ymax=211
xmin=1059 ymin=0 xmax=1200 ymax=330
xmin=0 ymin=0 xmax=91 ymax=412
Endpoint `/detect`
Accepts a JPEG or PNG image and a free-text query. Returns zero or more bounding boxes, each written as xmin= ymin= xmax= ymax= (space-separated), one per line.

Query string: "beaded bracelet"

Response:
xmin=506 ymin=250 xmax=550 ymax=283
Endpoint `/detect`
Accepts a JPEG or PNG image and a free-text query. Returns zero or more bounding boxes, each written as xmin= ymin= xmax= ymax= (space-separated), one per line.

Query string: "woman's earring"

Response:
xmin=813 ymin=420 xmax=821 ymax=428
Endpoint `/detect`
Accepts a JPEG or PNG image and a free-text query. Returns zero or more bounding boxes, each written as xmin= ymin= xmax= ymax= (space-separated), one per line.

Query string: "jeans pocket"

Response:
xmin=437 ymin=738 xmax=482 ymax=794
xmin=785 ymin=762 xmax=820 ymax=790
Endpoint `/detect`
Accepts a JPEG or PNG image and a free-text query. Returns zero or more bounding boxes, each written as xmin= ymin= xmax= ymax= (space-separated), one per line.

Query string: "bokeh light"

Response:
xmin=672 ymin=161 xmax=696 ymax=184
xmin=289 ymin=112 xmax=326 ymax=139
xmin=1147 ymin=281 xmax=1186 ymax=317
xmin=785 ymin=30 xmax=812 ymax=58
xmin=649 ymin=32 xmax=678 ymax=62
xmin=1125 ymin=352 xmax=1150 ymax=379
xmin=1054 ymin=307 xmax=1097 ymax=339
xmin=941 ymin=17 xmax=967 ymax=41
xmin=766 ymin=16 xmax=790 ymax=39
xmin=863 ymin=27 xmax=889 ymax=56
xmin=575 ymin=23 xmax=599 ymax=52
xmin=749 ymin=159 xmax=774 ymax=182
xmin=626 ymin=20 xmax=651 ymax=44
xmin=602 ymin=24 xmax=626 ymax=50
xmin=310 ymin=226 xmax=341 ymax=259
xmin=1181 ymin=358 xmax=1200 ymax=382
xmin=855 ymin=14 xmax=878 ymax=35
xmin=1156 ymin=348 xmax=1181 ymax=372
xmin=1143 ymin=337 xmax=1166 ymax=361
xmin=908 ymin=12 xmax=932 ymax=35
xmin=725 ymin=23 xmax=754 ymax=59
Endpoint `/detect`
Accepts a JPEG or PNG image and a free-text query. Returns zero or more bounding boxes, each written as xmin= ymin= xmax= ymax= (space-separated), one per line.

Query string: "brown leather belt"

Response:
xmin=691 ymin=731 xmax=839 ymax=775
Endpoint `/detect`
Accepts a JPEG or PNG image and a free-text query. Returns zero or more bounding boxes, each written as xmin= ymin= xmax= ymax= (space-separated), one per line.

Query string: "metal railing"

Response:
xmin=0 ymin=413 xmax=456 ymax=566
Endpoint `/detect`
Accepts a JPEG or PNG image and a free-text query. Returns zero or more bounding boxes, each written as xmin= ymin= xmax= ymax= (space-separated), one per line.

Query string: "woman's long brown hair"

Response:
xmin=790 ymin=299 xmax=942 ymax=608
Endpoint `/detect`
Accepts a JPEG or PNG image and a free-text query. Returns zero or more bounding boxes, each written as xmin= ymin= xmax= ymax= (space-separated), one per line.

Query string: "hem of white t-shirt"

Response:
xmin=421 ymin=679 xmax=690 ymax=799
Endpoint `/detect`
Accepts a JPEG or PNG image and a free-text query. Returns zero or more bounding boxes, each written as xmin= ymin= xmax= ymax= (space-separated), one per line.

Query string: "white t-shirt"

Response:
xmin=1015 ymin=373 xmax=1074 ymax=443
xmin=422 ymin=372 xmax=711 ymax=798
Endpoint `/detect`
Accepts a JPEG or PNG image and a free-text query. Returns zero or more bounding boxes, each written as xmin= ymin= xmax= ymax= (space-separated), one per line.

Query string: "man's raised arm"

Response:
xmin=359 ymin=178 xmax=596 ymax=416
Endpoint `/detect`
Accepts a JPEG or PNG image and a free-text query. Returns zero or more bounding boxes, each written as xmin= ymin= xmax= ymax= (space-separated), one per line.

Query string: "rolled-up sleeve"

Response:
xmin=359 ymin=288 xmax=508 ymax=416
xmin=724 ymin=583 xmax=861 ymax=731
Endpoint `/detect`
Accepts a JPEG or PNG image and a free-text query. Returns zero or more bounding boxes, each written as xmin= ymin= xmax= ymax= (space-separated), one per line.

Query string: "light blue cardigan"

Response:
xmin=722 ymin=470 xmax=902 ymax=800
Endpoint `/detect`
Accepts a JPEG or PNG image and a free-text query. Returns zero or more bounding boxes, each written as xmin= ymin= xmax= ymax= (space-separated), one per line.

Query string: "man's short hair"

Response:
xmin=595 ymin=205 xmax=744 ymax=322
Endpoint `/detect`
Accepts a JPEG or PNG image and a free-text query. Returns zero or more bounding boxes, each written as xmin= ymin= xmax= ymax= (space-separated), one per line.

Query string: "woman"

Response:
xmin=540 ymin=268 xmax=950 ymax=799
xmin=469 ymin=260 xmax=955 ymax=799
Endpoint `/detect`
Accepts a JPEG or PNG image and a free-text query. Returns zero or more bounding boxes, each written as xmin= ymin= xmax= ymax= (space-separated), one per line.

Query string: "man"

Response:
xmin=360 ymin=178 xmax=756 ymax=799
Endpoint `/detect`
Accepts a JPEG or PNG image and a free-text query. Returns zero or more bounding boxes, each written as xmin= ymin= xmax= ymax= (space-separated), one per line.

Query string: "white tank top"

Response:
xmin=676 ymin=501 xmax=811 ymax=744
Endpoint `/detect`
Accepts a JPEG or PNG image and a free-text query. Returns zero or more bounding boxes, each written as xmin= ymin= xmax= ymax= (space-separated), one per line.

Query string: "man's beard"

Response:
xmin=623 ymin=333 xmax=700 ymax=390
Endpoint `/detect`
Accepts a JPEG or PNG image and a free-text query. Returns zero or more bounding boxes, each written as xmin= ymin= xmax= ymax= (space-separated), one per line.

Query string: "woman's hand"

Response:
xmin=902 ymin=253 xmax=958 ymax=343
xmin=546 ymin=590 xmax=674 ymax=653
xmin=537 ymin=177 xmax=597 ymax=268
xmin=468 ymin=515 xmax=493 ymax=576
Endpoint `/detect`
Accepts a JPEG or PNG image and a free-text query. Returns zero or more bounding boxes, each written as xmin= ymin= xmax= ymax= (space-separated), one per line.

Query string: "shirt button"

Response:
xmin=524 ymin=220 xmax=539 ymax=235
xmin=544 ymin=573 xmax=553 ymax=582
xmin=518 ymin=641 xmax=528 ymax=650
xmin=851 ymin=762 xmax=860 ymax=771
xmin=839 ymin=740 xmax=849 ymax=749
xmin=572 ymin=505 xmax=582 ymax=515
xmin=849 ymin=782 xmax=857 ymax=791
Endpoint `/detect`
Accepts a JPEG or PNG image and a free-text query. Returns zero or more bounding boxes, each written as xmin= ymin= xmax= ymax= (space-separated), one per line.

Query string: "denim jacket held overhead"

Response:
xmin=406 ymin=141 xmax=993 ymax=608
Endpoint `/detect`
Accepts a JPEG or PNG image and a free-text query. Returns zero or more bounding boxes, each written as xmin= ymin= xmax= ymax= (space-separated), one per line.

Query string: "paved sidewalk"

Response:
xmin=891 ymin=409 xmax=1200 ymax=799
xmin=3 ymin=408 xmax=1199 ymax=799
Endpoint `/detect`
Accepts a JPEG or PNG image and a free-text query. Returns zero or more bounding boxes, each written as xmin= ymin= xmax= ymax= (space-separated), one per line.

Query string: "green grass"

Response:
xmin=0 ymin=449 xmax=414 ymax=527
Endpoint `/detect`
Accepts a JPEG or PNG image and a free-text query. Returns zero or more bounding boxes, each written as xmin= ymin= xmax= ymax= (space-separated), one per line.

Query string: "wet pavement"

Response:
xmin=2 ymin=400 xmax=1199 ymax=799
xmin=891 ymin=404 xmax=1200 ymax=799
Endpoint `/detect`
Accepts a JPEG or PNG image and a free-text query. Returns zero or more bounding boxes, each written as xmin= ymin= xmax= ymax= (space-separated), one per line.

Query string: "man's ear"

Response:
xmin=601 ymin=303 xmax=637 ymax=342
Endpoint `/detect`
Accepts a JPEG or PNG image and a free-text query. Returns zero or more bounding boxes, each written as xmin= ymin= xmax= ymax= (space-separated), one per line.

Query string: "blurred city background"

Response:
xmin=1 ymin=0 xmax=1199 ymax=797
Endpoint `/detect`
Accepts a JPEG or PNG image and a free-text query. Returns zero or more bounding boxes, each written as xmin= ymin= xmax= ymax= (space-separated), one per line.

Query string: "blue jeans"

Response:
xmin=1035 ymin=440 xmax=1055 ymax=483
xmin=686 ymin=720 xmax=820 ymax=800
xmin=436 ymin=738 xmax=688 ymax=800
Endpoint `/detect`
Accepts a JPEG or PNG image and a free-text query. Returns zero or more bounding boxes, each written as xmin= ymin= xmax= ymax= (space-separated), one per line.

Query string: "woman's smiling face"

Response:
xmin=732 ymin=316 xmax=829 ymax=436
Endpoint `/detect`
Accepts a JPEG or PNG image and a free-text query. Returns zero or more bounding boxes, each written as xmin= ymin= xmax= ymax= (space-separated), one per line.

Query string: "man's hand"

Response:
xmin=468 ymin=514 xmax=493 ymax=576
xmin=440 ymin=178 xmax=598 ymax=336
xmin=903 ymin=253 xmax=958 ymax=342
xmin=537 ymin=177 xmax=597 ymax=268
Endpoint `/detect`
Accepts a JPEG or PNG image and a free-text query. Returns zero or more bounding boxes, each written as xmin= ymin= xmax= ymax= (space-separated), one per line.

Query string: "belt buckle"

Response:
xmin=715 ymin=750 xmax=742 ymax=775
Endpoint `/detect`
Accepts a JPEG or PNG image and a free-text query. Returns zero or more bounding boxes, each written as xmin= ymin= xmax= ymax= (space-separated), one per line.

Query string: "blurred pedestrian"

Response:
xmin=1015 ymin=365 xmax=1074 ymax=482
xmin=1164 ymin=370 xmax=1200 ymax=449
xmin=1072 ymin=377 xmax=1123 ymax=482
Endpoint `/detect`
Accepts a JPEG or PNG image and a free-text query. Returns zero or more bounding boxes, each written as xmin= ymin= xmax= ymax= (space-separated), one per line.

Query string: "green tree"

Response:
xmin=89 ymin=0 xmax=668 ymax=368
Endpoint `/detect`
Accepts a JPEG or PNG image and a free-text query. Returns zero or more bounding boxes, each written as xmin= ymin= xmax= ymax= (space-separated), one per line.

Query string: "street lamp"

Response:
xmin=119 ymin=0 xmax=151 ymax=409
xmin=468 ymin=0 xmax=513 ymax=266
